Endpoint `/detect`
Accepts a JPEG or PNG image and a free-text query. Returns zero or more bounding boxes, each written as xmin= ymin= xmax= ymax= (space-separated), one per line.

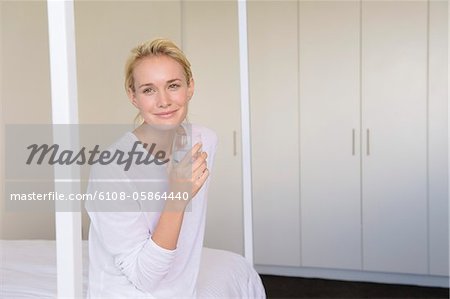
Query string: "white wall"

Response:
xmin=1 ymin=0 xmax=55 ymax=239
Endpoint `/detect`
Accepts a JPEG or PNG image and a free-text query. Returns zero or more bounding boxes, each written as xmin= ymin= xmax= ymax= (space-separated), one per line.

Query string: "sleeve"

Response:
xmin=183 ymin=126 xmax=218 ymax=203
xmin=194 ymin=128 xmax=218 ymax=172
xmin=85 ymin=164 xmax=176 ymax=293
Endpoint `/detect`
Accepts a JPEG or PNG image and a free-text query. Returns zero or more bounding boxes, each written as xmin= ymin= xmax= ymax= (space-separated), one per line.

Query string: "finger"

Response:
xmin=180 ymin=142 xmax=202 ymax=166
xmin=193 ymin=168 xmax=209 ymax=193
xmin=192 ymin=151 xmax=208 ymax=172
xmin=193 ymin=160 xmax=207 ymax=180
xmin=198 ymin=168 xmax=209 ymax=183
xmin=177 ymin=142 xmax=202 ymax=167
xmin=192 ymin=142 xmax=202 ymax=154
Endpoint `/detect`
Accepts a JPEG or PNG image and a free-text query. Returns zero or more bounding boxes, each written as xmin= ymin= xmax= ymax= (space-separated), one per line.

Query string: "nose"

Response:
xmin=157 ymin=90 xmax=171 ymax=108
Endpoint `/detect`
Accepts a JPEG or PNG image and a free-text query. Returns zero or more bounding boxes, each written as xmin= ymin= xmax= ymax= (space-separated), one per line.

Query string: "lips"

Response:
xmin=154 ymin=109 xmax=178 ymax=118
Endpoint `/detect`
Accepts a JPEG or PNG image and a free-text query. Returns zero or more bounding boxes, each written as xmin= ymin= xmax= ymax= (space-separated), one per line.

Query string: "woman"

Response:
xmin=85 ymin=38 xmax=265 ymax=298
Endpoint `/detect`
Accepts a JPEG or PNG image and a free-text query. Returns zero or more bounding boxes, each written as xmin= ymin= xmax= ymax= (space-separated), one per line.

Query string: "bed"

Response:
xmin=0 ymin=240 xmax=265 ymax=298
xmin=0 ymin=240 xmax=89 ymax=298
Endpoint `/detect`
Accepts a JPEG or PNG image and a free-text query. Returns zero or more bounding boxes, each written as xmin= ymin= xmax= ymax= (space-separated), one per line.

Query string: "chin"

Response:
xmin=144 ymin=117 xmax=185 ymax=131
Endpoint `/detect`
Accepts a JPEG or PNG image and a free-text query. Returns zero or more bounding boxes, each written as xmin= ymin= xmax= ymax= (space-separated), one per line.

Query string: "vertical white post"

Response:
xmin=238 ymin=0 xmax=254 ymax=264
xmin=47 ymin=0 xmax=83 ymax=298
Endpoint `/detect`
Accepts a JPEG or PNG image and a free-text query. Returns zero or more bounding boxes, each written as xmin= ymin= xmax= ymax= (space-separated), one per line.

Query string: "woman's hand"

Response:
xmin=167 ymin=142 xmax=209 ymax=210
xmin=190 ymin=142 xmax=209 ymax=197
xmin=151 ymin=142 xmax=209 ymax=250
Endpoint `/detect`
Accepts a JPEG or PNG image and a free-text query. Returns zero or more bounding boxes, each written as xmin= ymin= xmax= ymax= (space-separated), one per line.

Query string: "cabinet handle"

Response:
xmin=233 ymin=130 xmax=237 ymax=156
xmin=366 ymin=129 xmax=370 ymax=156
xmin=352 ymin=129 xmax=355 ymax=156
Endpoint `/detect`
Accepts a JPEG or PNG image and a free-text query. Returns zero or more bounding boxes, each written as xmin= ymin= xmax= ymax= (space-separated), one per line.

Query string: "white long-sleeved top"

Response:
xmin=85 ymin=124 xmax=217 ymax=298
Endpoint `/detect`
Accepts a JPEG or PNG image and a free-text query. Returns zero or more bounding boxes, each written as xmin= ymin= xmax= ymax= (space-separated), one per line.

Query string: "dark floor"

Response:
xmin=260 ymin=275 xmax=449 ymax=299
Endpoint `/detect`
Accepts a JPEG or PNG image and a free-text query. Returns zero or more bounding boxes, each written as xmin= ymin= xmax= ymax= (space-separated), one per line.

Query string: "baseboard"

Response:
xmin=255 ymin=265 xmax=449 ymax=288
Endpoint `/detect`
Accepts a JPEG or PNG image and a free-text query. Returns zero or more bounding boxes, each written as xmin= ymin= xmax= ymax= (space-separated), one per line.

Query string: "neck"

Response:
xmin=133 ymin=124 xmax=177 ymax=156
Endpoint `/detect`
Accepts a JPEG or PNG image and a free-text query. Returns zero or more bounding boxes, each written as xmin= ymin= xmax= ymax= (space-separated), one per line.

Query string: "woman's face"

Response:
xmin=128 ymin=55 xmax=194 ymax=128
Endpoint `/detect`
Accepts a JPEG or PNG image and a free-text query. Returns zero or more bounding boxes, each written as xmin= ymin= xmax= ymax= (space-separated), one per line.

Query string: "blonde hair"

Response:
xmin=124 ymin=38 xmax=193 ymax=93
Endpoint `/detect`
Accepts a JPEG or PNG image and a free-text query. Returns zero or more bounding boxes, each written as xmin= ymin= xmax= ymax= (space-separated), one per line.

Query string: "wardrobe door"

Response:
xmin=248 ymin=1 xmax=301 ymax=266
xmin=181 ymin=1 xmax=244 ymax=255
xmin=299 ymin=1 xmax=362 ymax=270
xmin=362 ymin=0 xmax=428 ymax=274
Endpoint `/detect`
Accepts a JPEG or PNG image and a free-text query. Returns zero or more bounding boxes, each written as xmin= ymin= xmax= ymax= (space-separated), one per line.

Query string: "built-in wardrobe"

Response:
xmin=249 ymin=0 xmax=448 ymax=286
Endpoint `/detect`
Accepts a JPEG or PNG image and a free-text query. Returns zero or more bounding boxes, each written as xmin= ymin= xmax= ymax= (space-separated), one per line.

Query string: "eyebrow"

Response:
xmin=138 ymin=78 xmax=182 ymax=89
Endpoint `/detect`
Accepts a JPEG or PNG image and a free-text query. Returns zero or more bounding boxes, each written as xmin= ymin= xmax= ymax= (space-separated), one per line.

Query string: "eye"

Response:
xmin=143 ymin=87 xmax=155 ymax=95
xmin=168 ymin=83 xmax=180 ymax=90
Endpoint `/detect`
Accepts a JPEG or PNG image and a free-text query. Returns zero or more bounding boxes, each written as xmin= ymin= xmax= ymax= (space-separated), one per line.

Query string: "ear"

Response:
xmin=127 ymin=87 xmax=139 ymax=108
xmin=187 ymin=78 xmax=195 ymax=101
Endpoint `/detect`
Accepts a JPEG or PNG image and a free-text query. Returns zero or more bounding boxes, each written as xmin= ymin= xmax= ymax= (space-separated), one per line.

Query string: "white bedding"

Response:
xmin=0 ymin=240 xmax=89 ymax=298
xmin=0 ymin=240 xmax=265 ymax=298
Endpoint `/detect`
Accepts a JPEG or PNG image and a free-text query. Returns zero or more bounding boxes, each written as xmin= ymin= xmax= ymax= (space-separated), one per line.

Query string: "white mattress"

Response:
xmin=0 ymin=240 xmax=265 ymax=298
xmin=0 ymin=240 xmax=89 ymax=298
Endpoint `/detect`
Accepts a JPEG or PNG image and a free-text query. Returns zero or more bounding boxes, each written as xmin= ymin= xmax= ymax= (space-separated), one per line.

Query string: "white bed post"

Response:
xmin=47 ymin=0 xmax=83 ymax=298
xmin=238 ymin=0 xmax=254 ymax=264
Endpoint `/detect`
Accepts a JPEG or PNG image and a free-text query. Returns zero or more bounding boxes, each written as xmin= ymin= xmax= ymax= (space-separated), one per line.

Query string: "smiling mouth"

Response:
xmin=154 ymin=109 xmax=178 ymax=118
